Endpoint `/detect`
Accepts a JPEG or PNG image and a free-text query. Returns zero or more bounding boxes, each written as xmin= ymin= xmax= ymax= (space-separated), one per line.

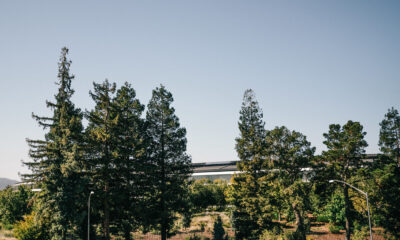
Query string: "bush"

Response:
xmin=185 ymin=235 xmax=202 ymax=240
xmin=325 ymin=193 xmax=345 ymax=226
xmin=213 ymin=216 xmax=226 ymax=240
xmin=283 ymin=231 xmax=303 ymax=240
xmin=198 ymin=221 xmax=206 ymax=232
xmin=13 ymin=213 xmax=44 ymax=240
xmin=352 ymin=226 xmax=369 ymax=240
xmin=328 ymin=224 xmax=340 ymax=234
xmin=259 ymin=230 xmax=282 ymax=240
xmin=315 ymin=215 xmax=329 ymax=223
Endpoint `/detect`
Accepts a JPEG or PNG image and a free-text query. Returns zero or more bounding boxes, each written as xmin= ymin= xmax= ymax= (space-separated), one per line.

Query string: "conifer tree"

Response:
xmin=111 ymin=82 xmax=146 ymax=239
xmin=379 ymin=107 xmax=400 ymax=165
xmin=267 ymin=126 xmax=314 ymax=240
xmin=145 ymin=85 xmax=192 ymax=240
xmin=229 ymin=89 xmax=272 ymax=240
xmin=24 ymin=47 xmax=86 ymax=239
xmin=322 ymin=121 xmax=368 ymax=240
xmin=86 ymin=80 xmax=147 ymax=239
xmin=86 ymin=80 xmax=117 ymax=240
xmin=212 ymin=216 xmax=226 ymax=240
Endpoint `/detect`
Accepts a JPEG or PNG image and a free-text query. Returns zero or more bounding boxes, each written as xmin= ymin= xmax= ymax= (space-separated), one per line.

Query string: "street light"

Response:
xmin=88 ymin=191 xmax=94 ymax=240
xmin=329 ymin=180 xmax=372 ymax=240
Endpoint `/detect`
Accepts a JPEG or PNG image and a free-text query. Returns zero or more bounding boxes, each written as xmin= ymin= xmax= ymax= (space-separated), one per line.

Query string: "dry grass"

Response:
xmin=0 ymin=229 xmax=16 ymax=240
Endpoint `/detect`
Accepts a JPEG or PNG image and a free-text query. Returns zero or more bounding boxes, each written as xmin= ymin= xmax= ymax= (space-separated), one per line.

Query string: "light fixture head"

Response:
xmin=329 ymin=180 xmax=335 ymax=183
xmin=90 ymin=191 xmax=94 ymax=194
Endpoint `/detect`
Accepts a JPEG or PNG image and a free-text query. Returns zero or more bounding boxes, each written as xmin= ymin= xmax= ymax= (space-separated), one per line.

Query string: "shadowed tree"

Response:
xmin=145 ymin=85 xmax=192 ymax=240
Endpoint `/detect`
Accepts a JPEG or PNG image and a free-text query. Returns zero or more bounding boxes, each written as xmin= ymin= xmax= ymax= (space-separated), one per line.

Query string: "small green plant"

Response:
xmin=198 ymin=221 xmax=206 ymax=232
xmin=315 ymin=215 xmax=329 ymax=223
xmin=185 ymin=235 xmax=202 ymax=240
xmin=352 ymin=226 xmax=369 ymax=240
xmin=328 ymin=224 xmax=340 ymax=234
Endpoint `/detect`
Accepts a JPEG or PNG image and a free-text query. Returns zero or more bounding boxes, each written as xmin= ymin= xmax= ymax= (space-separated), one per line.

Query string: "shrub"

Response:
xmin=213 ymin=216 xmax=226 ymax=240
xmin=260 ymin=230 xmax=282 ymax=240
xmin=315 ymin=215 xmax=329 ymax=223
xmin=328 ymin=224 xmax=340 ymax=234
xmin=283 ymin=231 xmax=303 ymax=240
xmin=325 ymin=193 xmax=345 ymax=226
xmin=13 ymin=213 xmax=44 ymax=240
xmin=198 ymin=221 xmax=206 ymax=232
xmin=185 ymin=235 xmax=202 ymax=240
xmin=352 ymin=226 xmax=369 ymax=240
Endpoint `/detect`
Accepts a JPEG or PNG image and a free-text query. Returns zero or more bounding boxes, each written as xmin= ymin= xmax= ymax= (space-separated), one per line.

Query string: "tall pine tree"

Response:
xmin=111 ymin=82 xmax=147 ymax=239
xmin=86 ymin=80 xmax=148 ymax=239
xmin=145 ymin=85 xmax=192 ymax=240
xmin=229 ymin=89 xmax=272 ymax=240
xmin=25 ymin=47 xmax=86 ymax=239
xmin=86 ymin=80 xmax=117 ymax=240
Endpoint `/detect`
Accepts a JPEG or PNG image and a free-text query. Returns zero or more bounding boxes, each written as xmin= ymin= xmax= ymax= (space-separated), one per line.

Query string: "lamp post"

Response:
xmin=329 ymin=180 xmax=372 ymax=240
xmin=88 ymin=191 xmax=94 ymax=240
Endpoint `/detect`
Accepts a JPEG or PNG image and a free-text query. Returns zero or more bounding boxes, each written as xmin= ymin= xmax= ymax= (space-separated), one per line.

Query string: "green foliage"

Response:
xmin=13 ymin=212 xmax=48 ymax=240
xmin=267 ymin=126 xmax=314 ymax=240
xmin=367 ymin=162 xmax=400 ymax=238
xmin=145 ymin=85 xmax=192 ymax=240
xmin=230 ymin=89 xmax=273 ymax=240
xmin=315 ymin=215 xmax=329 ymax=223
xmin=0 ymin=186 xmax=33 ymax=225
xmin=328 ymin=224 xmax=340 ymax=234
xmin=324 ymin=192 xmax=345 ymax=226
xmin=190 ymin=179 xmax=228 ymax=212
xmin=212 ymin=216 xmax=226 ymax=240
xmin=86 ymin=80 xmax=146 ymax=239
xmin=24 ymin=47 xmax=87 ymax=240
xmin=352 ymin=226 xmax=369 ymax=240
xmin=379 ymin=107 xmax=400 ymax=164
xmin=321 ymin=120 xmax=368 ymax=239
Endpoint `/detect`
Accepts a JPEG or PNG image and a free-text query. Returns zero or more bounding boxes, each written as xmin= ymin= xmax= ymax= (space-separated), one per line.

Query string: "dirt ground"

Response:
xmin=132 ymin=212 xmax=387 ymax=240
xmin=0 ymin=213 xmax=387 ymax=240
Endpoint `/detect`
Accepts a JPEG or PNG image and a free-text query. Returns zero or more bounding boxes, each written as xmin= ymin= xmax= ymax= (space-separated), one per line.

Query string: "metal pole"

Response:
xmin=366 ymin=193 xmax=373 ymax=240
xmin=88 ymin=191 xmax=94 ymax=240
xmin=329 ymin=180 xmax=373 ymax=240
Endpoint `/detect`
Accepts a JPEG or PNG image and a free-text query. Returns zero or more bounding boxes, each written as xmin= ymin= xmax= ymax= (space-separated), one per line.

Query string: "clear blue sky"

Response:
xmin=1 ymin=1 xmax=399 ymax=180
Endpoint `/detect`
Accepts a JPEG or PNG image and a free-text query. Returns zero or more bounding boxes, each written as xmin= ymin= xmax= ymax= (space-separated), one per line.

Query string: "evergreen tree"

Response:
xmin=145 ymin=85 xmax=192 ymax=240
xmin=24 ymin=47 xmax=86 ymax=239
xmin=322 ymin=121 xmax=368 ymax=240
xmin=229 ymin=89 xmax=272 ymax=240
xmin=379 ymin=107 xmax=400 ymax=165
xmin=267 ymin=126 xmax=314 ymax=240
xmin=110 ymin=82 xmax=146 ymax=239
xmin=86 ymin=80 xmax=117 ymax=240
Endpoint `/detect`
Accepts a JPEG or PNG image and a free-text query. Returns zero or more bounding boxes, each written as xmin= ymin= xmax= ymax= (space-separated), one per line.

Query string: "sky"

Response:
xmin=1 ymin=1 xmax=399 ymax=180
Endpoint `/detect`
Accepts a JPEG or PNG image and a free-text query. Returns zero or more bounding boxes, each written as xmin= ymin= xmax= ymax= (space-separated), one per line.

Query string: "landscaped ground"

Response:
xmin=0 ymin=213 xmax=387 ymax=240
xmin=132 ymin=212 xmax=386 ymax=240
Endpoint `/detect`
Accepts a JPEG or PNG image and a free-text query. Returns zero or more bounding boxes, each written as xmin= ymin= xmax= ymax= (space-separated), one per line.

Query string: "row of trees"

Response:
xmin=22 ymin=48 xmax=192 ymax=240
xmin=229 ymin=89 xmax=400 ymax=239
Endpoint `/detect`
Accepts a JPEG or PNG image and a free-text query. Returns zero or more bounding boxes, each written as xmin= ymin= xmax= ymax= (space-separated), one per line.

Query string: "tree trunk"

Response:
xmin=103 ymin=182 xmax=110 ymax=240
xmin=292 ymin=203 xmax=306 ymax=240
xmin=343 ymin=184 xmax=351 ymax=240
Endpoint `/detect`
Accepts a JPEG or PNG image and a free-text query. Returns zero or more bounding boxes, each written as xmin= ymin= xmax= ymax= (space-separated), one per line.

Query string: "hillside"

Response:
xmin=0 ymin=178 xmax=18 ymax=190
